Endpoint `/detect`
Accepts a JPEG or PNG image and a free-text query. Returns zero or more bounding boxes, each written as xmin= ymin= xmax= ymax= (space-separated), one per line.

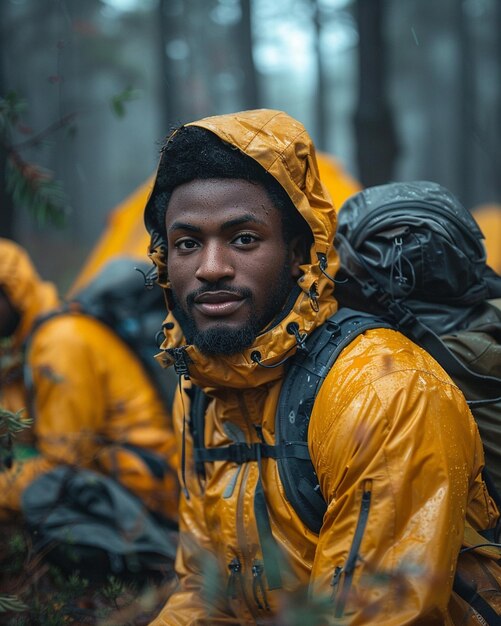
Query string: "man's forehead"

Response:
xmin=167 ymin=213 xmax=269 ymax=234
xmin=165 ymin=178 xmax=280 ymax=223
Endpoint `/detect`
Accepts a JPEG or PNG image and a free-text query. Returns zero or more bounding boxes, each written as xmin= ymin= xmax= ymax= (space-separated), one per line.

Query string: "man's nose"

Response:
xmin=195 ymin=241 xmax=235 ymax=283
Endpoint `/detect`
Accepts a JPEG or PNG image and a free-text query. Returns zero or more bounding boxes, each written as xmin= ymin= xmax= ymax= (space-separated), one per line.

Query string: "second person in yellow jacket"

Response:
xmin=0 ymin=239 xmax=179 ymax=524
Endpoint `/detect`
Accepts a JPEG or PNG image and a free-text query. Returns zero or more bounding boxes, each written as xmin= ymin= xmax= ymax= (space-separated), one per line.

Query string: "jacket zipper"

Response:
xmin=229 ymin=395 xmax=257 ymax=616
xmin=227 ymin=557 xmax=242 ymax=599
xmin=252 ymin=559 xmax=270 ymax=610
xmin=225 ymin=394 xmax=271 ymax=617
xmin=331 ymin=565 xmax=343 ymax=596
xmin=224 ymin=463 xmax=261 ymax=619
xmin=333 ymin=480 xmax=372 ymax=617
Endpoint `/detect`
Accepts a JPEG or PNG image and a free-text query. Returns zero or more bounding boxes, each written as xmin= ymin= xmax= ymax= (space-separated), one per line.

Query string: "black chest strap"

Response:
xmin=194 ymin=441 xmax=310 ymax=465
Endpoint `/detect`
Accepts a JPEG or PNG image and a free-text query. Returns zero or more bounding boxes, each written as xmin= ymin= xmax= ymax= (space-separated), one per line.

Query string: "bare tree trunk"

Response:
xmin=494 ymin=1 xmax=501 ymax=198
xmin=354 ymin=0 xmax=398 ymax=187
xmin=0 ymin=2 xmax=14 ymax=238
xmin=312 ymin=0 xmax=327 ymax=149
xmin=238 ymin=0 xmax=260 ymax=110
xmin=157 ymin=0 xmax=182 ymax=129
xmin=456 ymin=2 xmax=474 ymax=207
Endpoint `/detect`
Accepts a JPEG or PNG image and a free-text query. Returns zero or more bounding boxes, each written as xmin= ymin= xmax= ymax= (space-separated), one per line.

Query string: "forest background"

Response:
xmin=2 ymin=0 xmax=501 ymax=290
xmin=1 ymin=1 xmax=501 ymax=624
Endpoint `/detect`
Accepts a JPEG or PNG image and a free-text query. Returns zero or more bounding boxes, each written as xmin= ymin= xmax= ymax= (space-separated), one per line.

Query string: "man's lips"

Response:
xmin=193 ymin=291 xmax=245 ymax=317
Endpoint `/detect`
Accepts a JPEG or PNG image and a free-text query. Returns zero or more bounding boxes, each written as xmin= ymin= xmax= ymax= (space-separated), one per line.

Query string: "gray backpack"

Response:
xmin=22 ymin=466 xmax=177 ymax=584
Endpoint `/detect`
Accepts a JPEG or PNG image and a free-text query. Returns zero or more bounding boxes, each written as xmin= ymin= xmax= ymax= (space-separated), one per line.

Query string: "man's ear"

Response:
xmin=289 ymin=236 xmax=306 ymax=279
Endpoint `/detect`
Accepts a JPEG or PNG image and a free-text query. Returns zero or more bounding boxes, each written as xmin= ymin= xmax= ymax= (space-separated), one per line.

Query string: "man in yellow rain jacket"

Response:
xmin=144 ymin=109 xmax=499 ymax=624
xmin=0 ymin=238 xmax=179 ymax=523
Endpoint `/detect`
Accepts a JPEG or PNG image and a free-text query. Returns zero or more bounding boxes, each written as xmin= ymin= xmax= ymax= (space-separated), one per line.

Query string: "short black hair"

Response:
xmin=145 ymin=125 xmax=311 ymax=250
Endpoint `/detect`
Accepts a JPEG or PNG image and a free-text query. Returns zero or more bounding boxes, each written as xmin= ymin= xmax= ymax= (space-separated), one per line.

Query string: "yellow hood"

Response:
xmin=147 ymin=109 xmax=339 ymax=389
xmin=0 ymin=238 xmax=59 ymax=348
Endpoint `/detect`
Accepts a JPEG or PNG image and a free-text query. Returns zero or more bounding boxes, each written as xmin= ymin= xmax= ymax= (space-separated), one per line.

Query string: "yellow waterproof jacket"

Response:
xmin=147 ymin=110 xmax=499 ymax=624
xmin=0 ymin=239 xmax=178 ymax=522
xmin=0 ymin=238 xmax=59 ymax=416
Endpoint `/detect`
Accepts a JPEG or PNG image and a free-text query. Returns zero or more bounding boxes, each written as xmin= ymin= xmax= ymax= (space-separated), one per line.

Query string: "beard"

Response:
xmin=171 ymin=263 xmax=295 ymax=356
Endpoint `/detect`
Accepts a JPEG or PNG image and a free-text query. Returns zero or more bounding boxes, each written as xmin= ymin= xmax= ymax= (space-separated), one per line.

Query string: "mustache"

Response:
xmin=185 ymin=282 xmax=253 ymax=307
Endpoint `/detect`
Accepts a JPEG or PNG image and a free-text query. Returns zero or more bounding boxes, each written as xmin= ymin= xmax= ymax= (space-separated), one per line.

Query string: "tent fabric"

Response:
xmin=472 ymin=203 xmax=501 ymax=275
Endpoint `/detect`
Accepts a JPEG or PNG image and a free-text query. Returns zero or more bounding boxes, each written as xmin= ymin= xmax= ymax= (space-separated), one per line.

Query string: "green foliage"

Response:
xmin=0 ymin=522 xmax=170 ymax=626
xmin=0 ymin=91 xmax=28 ymax=137
xmin=110 ymin=87 xmax=141 ymax=119
xmin=0 ymin=408 xmax=32 ymax=436
xmin=0 ymin=595 xmax=28 ymax=614
xmin=1 ymin=84 xmax=139 ymax=229
xmin=0 ymin=91 xmax=71 ymax=228
xmin=0 ymin=408 xmax=32 ymax=469
xmin=101 ymin=576 xmax=127 ymax=604
xmin=5 ymin=155 xmax=69 ymax=228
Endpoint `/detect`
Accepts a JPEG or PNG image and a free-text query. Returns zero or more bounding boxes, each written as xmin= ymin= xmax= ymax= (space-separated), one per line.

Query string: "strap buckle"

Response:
xmin=228 ymin=442 xmax=258 ymax=463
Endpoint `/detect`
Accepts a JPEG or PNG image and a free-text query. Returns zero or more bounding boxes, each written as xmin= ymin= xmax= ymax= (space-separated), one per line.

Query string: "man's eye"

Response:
xmin=233 ymin=233 xmax=257 ymax=245
xmin=176 ymin=239 xmax=199 ymax=250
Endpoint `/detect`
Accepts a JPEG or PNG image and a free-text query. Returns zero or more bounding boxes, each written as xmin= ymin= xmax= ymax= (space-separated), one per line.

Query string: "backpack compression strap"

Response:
xmin=22 ymin=305 xmax=75 ymax=421
xmin=394 ymin=303 xmax=501 ymax=408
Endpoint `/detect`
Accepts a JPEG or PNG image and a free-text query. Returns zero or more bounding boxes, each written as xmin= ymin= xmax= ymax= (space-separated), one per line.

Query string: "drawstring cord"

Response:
xmin=460 ymin=542 xmax=501 ymax=554
xmin=309 ymin=285 xmax=320 ymax=312
xmin=251 ymin=322 xmax=310 ymax=369
xmin=179 ymin=377 xmax=190 ymax=500
xmin=167 ymin=346 xmax=192 ymax=500
xmin=317 ymin=252 xmax=348 ymax=284
xmin=389 ymin=237 xmax=415 ymax=299
xmin=286 ymin=322 xmax=308 ymax=353
xmin=134 ymin=265 xmax=157 ymax=290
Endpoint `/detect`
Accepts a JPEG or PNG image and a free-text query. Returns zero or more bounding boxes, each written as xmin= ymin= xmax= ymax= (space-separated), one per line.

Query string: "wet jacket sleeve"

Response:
xmin=308 ymin=331 xmax=498 ymax=624
xmin=0 ymin=317 xmax=107 ymax=517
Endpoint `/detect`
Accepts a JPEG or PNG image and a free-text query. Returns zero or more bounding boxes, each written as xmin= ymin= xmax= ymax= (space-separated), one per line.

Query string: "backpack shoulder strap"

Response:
xmin=22 ymin=304 xmax=73 ymax=419
xmin=275 ymin=307 xmax=393 ymax=533
xmin=188 ymin=385 xmax=210 ymax=479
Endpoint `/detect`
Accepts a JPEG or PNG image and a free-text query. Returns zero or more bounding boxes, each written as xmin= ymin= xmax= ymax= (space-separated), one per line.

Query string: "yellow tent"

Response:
xmin=68 ymin=176 xmax=155 ymax=295
xmin=69 ymin=153 xmax=362 ymax=295
xmin=472 ymin=203 xmax=501 ymax=274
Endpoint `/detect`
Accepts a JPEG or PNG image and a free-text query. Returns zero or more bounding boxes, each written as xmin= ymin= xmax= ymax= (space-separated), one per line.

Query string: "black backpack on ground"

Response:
xmin=67 ymin=257 xmax=178 ymax=413
xmin=22 ymin=466 xmax=177 ymax=585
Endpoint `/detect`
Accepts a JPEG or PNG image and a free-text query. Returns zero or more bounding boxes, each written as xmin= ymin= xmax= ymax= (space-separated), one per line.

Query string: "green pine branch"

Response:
xmin=1 ymin=91 xmax=71 ymax=228
xmin=5 ymin=152 xmax=69 ymax=228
